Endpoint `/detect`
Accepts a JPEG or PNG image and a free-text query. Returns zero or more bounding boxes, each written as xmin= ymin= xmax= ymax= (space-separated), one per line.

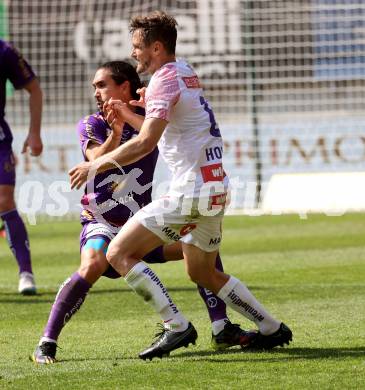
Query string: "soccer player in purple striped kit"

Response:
xmin=0 ymin=39 xmax=43 ymax=295
xmin=31 ymin=61 xmax=255 ymax=364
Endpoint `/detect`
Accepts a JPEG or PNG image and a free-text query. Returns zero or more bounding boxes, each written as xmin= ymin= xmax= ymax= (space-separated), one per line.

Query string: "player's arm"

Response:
xmin=84 ymin=111 xmax=124 ymax=162
xmin=22 ymin=78 xmax=43 ymax=156
xmin=118 ymin=106 xmax=144 ymax=132
xmin=85 ymin=137 xmax=121 ymax=162
xmin=70 ymin=117 xmax=166 ymax=189
xmin=4 ymin=43 xmax=43 ymax=156
xmin=84 ymin=99 xmax=128 ymax=161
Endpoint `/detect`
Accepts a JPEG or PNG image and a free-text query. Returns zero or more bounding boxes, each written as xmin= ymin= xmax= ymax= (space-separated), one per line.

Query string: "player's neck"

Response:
xmin=154 ymin=55 xmax=176 ymax=73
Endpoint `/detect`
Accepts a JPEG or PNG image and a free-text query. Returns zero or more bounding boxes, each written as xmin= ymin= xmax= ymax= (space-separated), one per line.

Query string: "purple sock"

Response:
xmin=0 ymin=209 xmax=32 ymax=274
xmin=197 ymin=253 xmax=228 ymax=322
xmin=143 ymin=246 xmax=166 ymax=264
xmin=43 ymin=272 xmax=91 ymax=341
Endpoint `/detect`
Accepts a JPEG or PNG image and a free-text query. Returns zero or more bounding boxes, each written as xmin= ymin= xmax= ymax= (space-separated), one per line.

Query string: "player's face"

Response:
xmin=131 ymin=30 xmax=156 ymax=74
xmin=92 ymin=68 xmax=127 ymax=112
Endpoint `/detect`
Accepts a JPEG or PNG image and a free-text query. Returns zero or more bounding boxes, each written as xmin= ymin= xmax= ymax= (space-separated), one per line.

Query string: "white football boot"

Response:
xmin=18 ymin=272 xmax=37 ymax=295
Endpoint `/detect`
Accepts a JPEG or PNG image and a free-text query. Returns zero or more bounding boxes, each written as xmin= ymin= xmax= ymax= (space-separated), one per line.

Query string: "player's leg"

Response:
xmin=144 ymin=243 xmax=230 ymax=333
xmin=196 ymin=253 xmax=229 ymax=333
xmin=158 ymin=242 xmax=250 ymax=350
xmin=181 ymin=216 xmax=292 ymax=350
xmin=32 ymin=224 xmax=112 ymax=364
xmin=106 ymin=215 xmax=197 ymax=360
xmin=0 ymin=149 xmax=35 ymax=295
xmin=197 ymin=253 xmax=257 ymax=350
xmin=39 ymin=238 xmax=109 ymax=341
xmin=144 ymin=244 xmax=232 ymax=336
xmin=156 ymin=243 xmax=229 ymax=327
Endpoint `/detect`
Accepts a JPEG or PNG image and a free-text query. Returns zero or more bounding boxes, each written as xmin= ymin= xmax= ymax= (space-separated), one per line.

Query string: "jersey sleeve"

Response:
xmin=145 ymin=64 xmax=180 ymax=122
xmin=77 ymin=114 xmax=106 ymax=158
xmin=3 ymin=43 xmax=36 ymax=89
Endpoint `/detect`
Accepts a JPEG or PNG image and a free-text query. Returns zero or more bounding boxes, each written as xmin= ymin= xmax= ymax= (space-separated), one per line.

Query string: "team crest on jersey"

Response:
xmin=81 ymin=209 xmax=94 ymax=221
xmin=182 ymin=76 xmax=200 ymax=88
xmin=180 ymin=223 xmax=197 ymax=236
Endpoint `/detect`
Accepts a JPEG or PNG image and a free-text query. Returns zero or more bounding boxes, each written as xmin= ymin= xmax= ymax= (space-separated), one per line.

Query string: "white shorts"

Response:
xmin=132 ymin=195 xmax=225 ymax=252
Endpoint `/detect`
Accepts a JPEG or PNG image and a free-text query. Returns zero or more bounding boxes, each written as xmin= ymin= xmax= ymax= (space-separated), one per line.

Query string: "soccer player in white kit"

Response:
xmin=70 ymin=11 xmax=292 ymax=360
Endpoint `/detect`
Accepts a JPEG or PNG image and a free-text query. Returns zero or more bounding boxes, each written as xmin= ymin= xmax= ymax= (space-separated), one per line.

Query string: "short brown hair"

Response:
xmin=130 ymin=11 xmax=178 ymax=55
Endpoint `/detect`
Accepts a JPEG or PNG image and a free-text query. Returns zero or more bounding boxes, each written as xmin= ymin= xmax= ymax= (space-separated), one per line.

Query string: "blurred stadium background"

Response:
xmin=1 ymin=0 xmax=365 ymax=221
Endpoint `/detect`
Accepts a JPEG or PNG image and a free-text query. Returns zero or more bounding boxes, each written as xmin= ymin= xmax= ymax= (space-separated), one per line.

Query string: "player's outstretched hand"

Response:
xmin=129 ymin=87 xmax=146 ymax=108
xmin=22 ymin=133 xmax=43 ymax=156
xmin=69 ymin=161 xmax=92 ymax=189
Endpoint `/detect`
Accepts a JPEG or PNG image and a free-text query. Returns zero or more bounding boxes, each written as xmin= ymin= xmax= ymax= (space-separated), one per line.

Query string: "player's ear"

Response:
xmin=120 ymin=80 xmax=131 ymax=99
xmin=154 ymin=41 xmax=163 ymax=54
xmin=122 ymin=80 xmax=130 ymax=91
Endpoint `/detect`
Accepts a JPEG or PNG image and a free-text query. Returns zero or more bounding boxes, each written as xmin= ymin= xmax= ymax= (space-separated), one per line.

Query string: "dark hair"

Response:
xmin=98 ymin=60 xmax=142 ymax=100
xmin=130 ymin=11 xmax=178 ymax=55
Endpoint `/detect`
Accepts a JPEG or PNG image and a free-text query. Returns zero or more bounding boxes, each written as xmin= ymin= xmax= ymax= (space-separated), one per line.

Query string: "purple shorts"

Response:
xmin=0 ymin=148 xmax=16 ymax=186
xmin=80 ymin=221 xmax=166 ymax=279
xmin=79 ymin=221 xmax=118 ymax=278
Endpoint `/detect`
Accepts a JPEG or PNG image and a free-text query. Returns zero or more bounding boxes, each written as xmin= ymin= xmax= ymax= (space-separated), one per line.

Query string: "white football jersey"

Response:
xmin=145 ymin=60 xmax=227 ymax=199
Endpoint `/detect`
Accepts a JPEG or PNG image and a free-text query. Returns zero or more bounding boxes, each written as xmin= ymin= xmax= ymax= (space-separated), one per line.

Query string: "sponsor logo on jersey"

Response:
xmin=182 ymin=75 xmax=201 ymax=88
xmin=146 ymin=100 xmax=169 ymax=111
xmin=180 ymin=223 xmax=197 ymax=236
xmin=210 ymin=193 xmax=227 ymax=208
xmin=209 ymin=236 xmax=221 ymax=246
xmin=201 ymin=163 xmax=224 ymax=182
xmin=162 ymin=226 xmax=182 ymax=241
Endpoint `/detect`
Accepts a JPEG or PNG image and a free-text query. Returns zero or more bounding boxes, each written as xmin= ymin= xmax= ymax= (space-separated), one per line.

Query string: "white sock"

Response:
xmin=211 ymin=318 xmax=229 ymax=336
xmin=217 ymin=276 xmax=280 ymax=335
xmin=40 ymin=336 xmax=57 ymax=345
xmin=125 ymin=262 xmax=188 ymax=332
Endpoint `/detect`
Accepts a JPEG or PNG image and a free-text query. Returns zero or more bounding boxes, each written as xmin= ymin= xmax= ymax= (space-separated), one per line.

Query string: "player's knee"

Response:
xmin=105 ymin=244 xmax=122 ymax=268
xmin=186 ymin=267 xmax=216 ymax=289
xmin=106 ymin=245 xmax=134 ymax=276
xmin=186 ymin=268 xmax=203 ymax=285
xmin=78 ymin=267 xmax=104 ymax=285
xmin=79 ymin=251 xmax=108 ymax=283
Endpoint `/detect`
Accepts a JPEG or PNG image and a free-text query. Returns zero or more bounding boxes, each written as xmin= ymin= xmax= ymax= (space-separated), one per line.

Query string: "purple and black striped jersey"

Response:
xmin=0 ymin=39 xmax=36 ymax=148
xmin=77 ymin=109 xmax=159 ymax=226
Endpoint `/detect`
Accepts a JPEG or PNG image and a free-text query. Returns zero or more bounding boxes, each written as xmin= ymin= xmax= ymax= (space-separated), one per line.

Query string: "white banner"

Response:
xmin=10 ymin=115 xmax=365 ymax=221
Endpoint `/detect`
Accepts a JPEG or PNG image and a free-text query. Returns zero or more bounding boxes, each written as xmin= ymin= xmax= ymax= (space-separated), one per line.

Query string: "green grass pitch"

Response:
xmin=0 ymin=214 xmax=364 ymax=389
